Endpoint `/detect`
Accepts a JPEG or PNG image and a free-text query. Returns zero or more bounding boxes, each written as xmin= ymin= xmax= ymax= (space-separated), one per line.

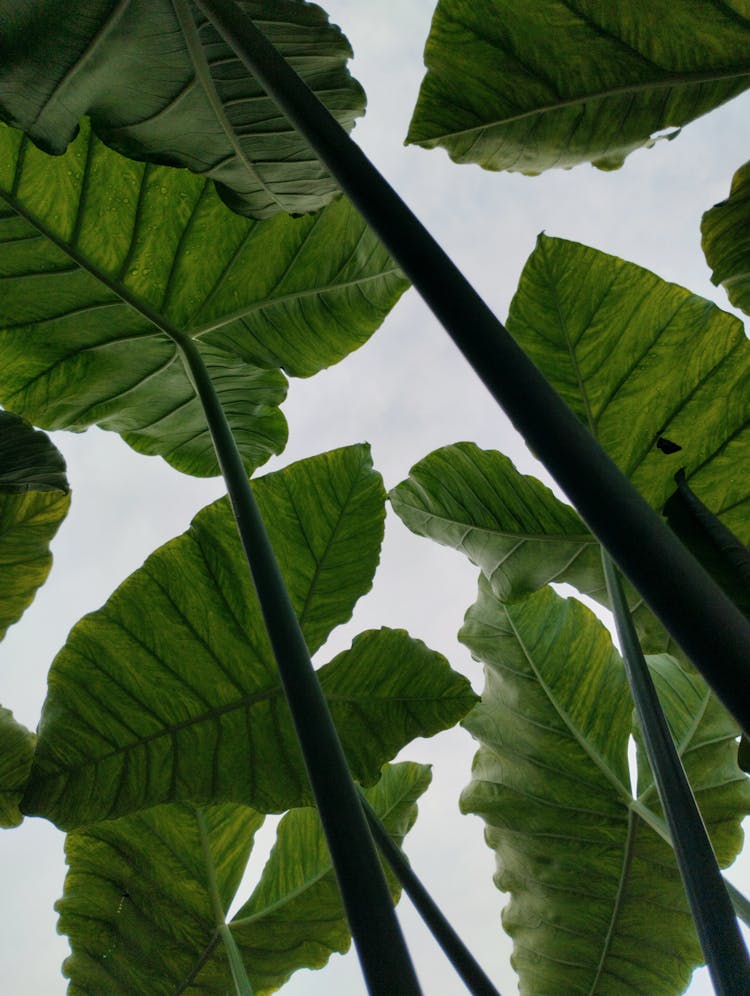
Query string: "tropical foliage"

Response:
xmin=0 ymin=1 xmax=748 ymax=994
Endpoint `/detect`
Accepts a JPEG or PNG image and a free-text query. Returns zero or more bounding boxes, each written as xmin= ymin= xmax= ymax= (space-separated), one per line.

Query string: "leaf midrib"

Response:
xmin=172 ymin=0 xmax=284 ymax=213
xmin=421 ymin=64 xmax=750 ymax=144
xmin=1 ymin=163 xmax=401 ymax=361
xmin=230 ymin=792 xmax=409 ymax=928
xmin=504 ymin=606 xmax=631 ymax=802
xmin=394 ymin=498 xmax=592 ymax=545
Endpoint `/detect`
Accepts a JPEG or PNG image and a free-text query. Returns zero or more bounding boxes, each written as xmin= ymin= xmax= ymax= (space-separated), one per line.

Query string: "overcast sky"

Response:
xmin=1 ymin=2 xmax=748 ymax=993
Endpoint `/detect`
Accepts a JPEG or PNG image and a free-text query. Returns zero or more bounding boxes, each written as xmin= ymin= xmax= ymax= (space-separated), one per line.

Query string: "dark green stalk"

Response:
xmin=664 ymin=470 xmax=750 ymax=616
xmin=360 ymin=796 xmax=500 ymax=996
xmin=602 ymin=553 xmax=750 ymax=995
xmin=194 ymin=0 xmax=750 ymax=737
xmin=177 ymin=333 xmax=421 ymax=996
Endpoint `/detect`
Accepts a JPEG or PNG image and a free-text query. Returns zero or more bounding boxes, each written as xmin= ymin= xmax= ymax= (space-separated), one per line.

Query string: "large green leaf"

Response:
xmin=0 ymin=410 xmax=70 ymax=639
xmin=390 ymin=442 xmax=677 ymax=656
xmin=60 ymin=803 xmax=263 ymax=995
xmin=23 ymin=447 xmax=474 ymax=828
xmin=204 ymin=762 xmax=431 ymax=993
xmin=460 ymin=579 xmax=750 ymax=994
xmin=0 ymin=705 xmax=35 ymax=827
xmin=0 ymin=0 xmax=365 ymax=219
xmin=702 ymin=159 xmax=750 ymax=316
xmin=58 ymin=762 xmax=430 ymax=994
xmin=407 ymin=0 xmax=750 ymax=173
xmin=391 ymin=239 xmax=750 ymax=661
xmin=507 ymin=235 xmax=750 ymax=537
xmin=0 ymin=120 xmax=407 ymax=477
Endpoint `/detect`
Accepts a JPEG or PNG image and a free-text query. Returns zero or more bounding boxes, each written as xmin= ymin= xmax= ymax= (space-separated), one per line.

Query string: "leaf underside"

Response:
xmin=0 ymin=120 xmax=407 ymax=477
xmin=59 ymin=762 xmax=431 ymax=994
xmin=23 ymin=446 xmax=474 ymax=829
xmin=0 ymin=705 xmax=35 ymax=827
xmin=702 ymin=158 xmax=750 ymax=317
xmin=0 ymin=0 xmax=366 ymax=219
xmin=407 ymin=0 xmax=750 ymax=173
xmin=0 ymin=410 xmax=70 ymax=640
xmin=460 ymin=580 xmax=750 ymax=995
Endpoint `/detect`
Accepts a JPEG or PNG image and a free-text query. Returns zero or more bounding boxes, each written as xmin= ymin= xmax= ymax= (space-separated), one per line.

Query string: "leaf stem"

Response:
xmin=602 ymin=552 xmax=750 ymax=995
xmin=219 ymin=924 xmax=254 ymax=996
xmin=360 ymin=795 xmax=500 ymax=996
xmin=176 ymin=333 xmax=421 ymax=995
xmin=194 ymin=0 xmax=750 ymax=738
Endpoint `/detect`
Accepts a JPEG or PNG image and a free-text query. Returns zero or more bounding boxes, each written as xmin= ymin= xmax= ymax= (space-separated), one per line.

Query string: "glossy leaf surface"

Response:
xmin=0 ymin=121 xmax=406 ymax=476
xmin=58 ymin=762 xmax=430 ymax=994
xmin=0 ymin=410 xmax=70 ymax=639
xmin=24 ymin=447 xmax=473 ymax=828
xmin=460 ymin=579 xmax=750 ymax=994
xmin=0 ymin=705 xmax=35 ymax=827
xmin=408 ymin=0 xmax=750 ymax=173
xmin=0 ymin=0 xmax=365 ymax=219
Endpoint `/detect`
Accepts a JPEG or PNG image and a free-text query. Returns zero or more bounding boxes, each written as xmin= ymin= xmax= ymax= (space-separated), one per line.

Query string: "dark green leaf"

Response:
xmin=0 ymin=120 xmax=407 ymax=476
xmin=0 ymin=0 xmax=365 ymax=219
xmin=60 ymin=803 xmax=264 ymax=995
xmin=407 ymin=0 xmax=750 ymax=173
xmin=0 ymin=705 xmax=35 ymax=827
xmin=0 ymin=410 xmax=70 ymax=639
xmin=460 ymin=579 xmax=750 ymax=994
xmin=507 ymin=235 xmax=750 ymax=536
xmin=702 ymin=159 xmax=750 ymax=316
xmin=23 ymin=447 xmax=473 ymax=827
xmin=58 ymin=762 xmax=430 ymax=994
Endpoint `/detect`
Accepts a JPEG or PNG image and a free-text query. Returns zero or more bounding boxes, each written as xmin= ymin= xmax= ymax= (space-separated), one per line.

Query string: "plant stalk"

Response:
xmin=360 ymin=795 xmax=500 ymax=996
xmin=177 ymin=333 xmax=421 ymax=996
xmin=602 ymin=553 xmax=750 ymax=995
xmin=219 ymin=924 xmax=254 ymax=996
xmin=195 ymin=0 xmax=750 ymax=738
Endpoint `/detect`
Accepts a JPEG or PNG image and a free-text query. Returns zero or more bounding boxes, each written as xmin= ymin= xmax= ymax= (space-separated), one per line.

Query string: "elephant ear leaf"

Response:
xmin=57 ymin=763 xmax=430 ymax=994
xmin=23 ymin=446 xmax=473 ymax=828
xmin=0 ymin=120 xmax=407 ymax=477
xmin=0 ymin=410 xmax=69 ymax=640
xmin=0 ymin=0 xmax=365 ymax=219
xmin=702 ymin=159 xmax=750 ymax=317
xmin=460 ymin=579 xmax=749 ymax=995
xmin=197 ymin=762 xmax=432 ymax=993
xmin=0 ymin=705 xmax=35 ymax=828
xmin=390 ymin=441 xmax=675 ymax=657
xmin=392 ymin=239 xmax=750 ymax=664
xmin=407 ymin=0 xmax=750 ymax=174
xmin=507 ymin=235 xmax=750 ymax=538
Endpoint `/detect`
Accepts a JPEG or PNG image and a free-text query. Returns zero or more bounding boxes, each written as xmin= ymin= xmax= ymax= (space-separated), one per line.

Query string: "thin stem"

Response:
xmin=219 ymin=924 xmax=254 ymax=996
xmin=360 ymin=795 xmax=500 ymax=996
xmin=195 ymin=806 xmax=254 ymax=995
xmin=602 ymin=553 xmax=750 ymax=995
xmin=194 ymin=0 xmax=750 ymax=738
xmin=176 ymin=333 xmax=421 ymax=996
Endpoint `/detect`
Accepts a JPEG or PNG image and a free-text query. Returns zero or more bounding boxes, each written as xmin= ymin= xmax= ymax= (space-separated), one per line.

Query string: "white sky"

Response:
xmin=1 ymin=2 xmax=748 ymax=993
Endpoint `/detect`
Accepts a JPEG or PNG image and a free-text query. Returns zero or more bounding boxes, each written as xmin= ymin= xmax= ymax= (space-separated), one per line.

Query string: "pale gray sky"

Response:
xmin=1 ymin=2 xmax=748 ymax=993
